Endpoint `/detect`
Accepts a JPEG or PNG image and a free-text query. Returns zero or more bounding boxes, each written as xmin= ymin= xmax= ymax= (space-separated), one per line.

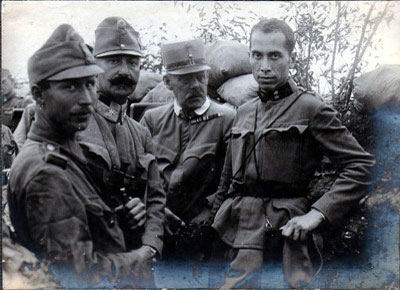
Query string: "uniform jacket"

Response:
xmin=140 ymin=99 xmax=235 ymax=222
xmin=78 ymin=99 xmax=166 ymax=254
xmin=212 ymin=80 xmax=375 ymax=249
xmin=211 ymin=80 xmax=375 ymax=286
xmin=7 ymin=117 xmax=137 ymax=285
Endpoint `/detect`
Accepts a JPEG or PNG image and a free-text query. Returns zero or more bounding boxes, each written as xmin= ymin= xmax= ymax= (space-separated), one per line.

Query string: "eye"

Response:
xmin=127 ymin=59 xmax=140 ymax=67
xmin=108 ymin=58 xmax=120 ymax=65
xmin=86 ymin=79 xmax=96 ymax=89
xmin=252 ymin=51 xmax=262 ymax=60
xmin=63 ymin=84 xmax=76 ymax=91
xmin=270 ymin=52 xmax=281 ymax=60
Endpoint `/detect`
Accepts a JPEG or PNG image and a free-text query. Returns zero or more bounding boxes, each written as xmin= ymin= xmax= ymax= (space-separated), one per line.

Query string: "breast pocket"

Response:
xmin=230 ymin=127 xmax=255 ymax=179
xmin=258 ymin=122 xmax=310 ymax=183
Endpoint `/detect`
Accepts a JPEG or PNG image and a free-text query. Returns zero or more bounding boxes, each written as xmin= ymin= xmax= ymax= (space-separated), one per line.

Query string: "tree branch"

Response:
xmin=331 ymin=1 xmax=341 ymax=105
xmin=337 ymin=2 xmax=375 ymax=102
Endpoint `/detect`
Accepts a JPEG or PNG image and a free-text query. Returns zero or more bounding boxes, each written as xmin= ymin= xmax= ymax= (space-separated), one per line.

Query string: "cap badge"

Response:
xmin=185 ymin=44 xmax=195 ymax=65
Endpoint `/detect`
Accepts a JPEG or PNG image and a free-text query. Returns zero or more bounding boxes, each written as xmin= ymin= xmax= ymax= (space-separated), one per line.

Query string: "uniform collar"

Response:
xmin=28 ymin=114 xmax=87 ymax=163
xmin=95 ymin=99 xmax=127 ymax=123
xmin=173 ymin=96 xmax=210 ymax=117
xmin=258 ymin=79 xmax=295 ymax=102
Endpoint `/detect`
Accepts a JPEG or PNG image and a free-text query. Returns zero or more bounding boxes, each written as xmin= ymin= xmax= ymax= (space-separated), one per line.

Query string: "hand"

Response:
xmin=280 ymin=209 xmax=324 ymax=241
xmin=165 ymin=207 xmax=185 ymax=235
xmin=127 ymin=245 xmax=156 ymax=280
xmin=116 ymin=198 xmax=146 ymax=230
xmin=190 ymin=207 xmax=212 ymax=226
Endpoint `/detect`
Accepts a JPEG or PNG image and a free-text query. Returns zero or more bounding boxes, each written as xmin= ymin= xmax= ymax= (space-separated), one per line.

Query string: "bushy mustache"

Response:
xmin=109 ymin=75 xmax=136 ymax=87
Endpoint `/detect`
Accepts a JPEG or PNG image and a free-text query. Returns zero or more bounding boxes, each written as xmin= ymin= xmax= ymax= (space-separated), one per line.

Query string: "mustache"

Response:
xmin=109 ymin=75 xmax=137 ymax=87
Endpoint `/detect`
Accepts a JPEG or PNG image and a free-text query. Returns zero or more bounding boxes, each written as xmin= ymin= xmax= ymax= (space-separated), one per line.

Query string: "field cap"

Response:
xmin=94 ymin=17 xmax=143 ymax=58
xmin=27 ymin=24 xmax=103 ymax=86
xmin=161 ymin=39 xmax=210 ymax=75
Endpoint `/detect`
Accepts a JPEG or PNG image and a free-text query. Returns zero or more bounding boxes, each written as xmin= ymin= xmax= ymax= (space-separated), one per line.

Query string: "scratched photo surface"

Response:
xmin=1 ymin=1 xmax=399 ymax=289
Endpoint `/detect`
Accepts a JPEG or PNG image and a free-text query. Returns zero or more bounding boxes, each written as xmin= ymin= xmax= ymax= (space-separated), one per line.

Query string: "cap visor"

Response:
xmin=47 ymin=64 xmax=104 ymax=81
xmin=96 ymin=50 xmax=143 ymax=58
xmin=167 ymin=64 xmax=211 ymax=75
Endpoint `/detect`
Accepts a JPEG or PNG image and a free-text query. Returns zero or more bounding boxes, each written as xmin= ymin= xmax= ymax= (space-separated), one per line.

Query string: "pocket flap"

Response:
xmin=155 ymin=144 xmax=177 ymax=163
xmin=231 ymin=126 xmax=254 ymax=138
xmin=182 ymin=142 xmax=217 ymax=161
xmin=85 ymin=202 xmax=104 ymax=216
xmin=262 ymin=124 xmax=308 ymax=135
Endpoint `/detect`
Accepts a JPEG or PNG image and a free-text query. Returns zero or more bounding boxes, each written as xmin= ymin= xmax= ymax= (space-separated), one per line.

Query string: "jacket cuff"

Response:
xmin=142 ymin=235 xmax=163 ymax=256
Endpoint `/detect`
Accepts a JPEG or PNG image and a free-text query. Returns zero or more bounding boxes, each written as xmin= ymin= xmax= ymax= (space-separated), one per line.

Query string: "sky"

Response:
xmin=2 ymin=1 xmax=400 ymax=84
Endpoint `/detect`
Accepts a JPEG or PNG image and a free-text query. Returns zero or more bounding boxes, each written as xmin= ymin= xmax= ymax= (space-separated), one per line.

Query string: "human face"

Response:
xmin=39 ymin=77 xmax=97 ymax=135
xmin=1 ymin=75 xmax=15 ymax=97
xmin=165 ymin=71 xmax=208 ymax=113
xmin=250 ymin=31 xmax=292 ymax=93
xmin=96 ymin=54 xmax=140 ymax=104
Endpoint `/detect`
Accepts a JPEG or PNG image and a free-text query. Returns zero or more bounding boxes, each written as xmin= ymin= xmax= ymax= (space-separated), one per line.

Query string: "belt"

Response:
xmin=227 ymin=182 xmax=308 ymax=199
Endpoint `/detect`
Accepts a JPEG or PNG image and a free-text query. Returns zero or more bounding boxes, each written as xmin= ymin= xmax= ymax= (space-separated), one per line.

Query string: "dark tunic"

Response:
xmin=211 ymin=80 xmax=375 ymax=285
xmin=7 ymin=117 xmax=136 ymax=285
xmin=78 ymin=99 xmax=166 ymax=254
xmin=141 ymin=99 xmax=235 ymax=222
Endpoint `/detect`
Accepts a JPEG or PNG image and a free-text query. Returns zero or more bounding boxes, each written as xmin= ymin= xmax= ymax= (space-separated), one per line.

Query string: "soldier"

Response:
xmin=7 ymin=24 xmax=149 ymax=286
xmin=1 ymin=69 xmax=33 ymax=131
xmin=78 ymin=16 xmax=165 ymax=285
xmin=211 ymin=18 xmax=375 ymax=288
xmin=140 ymin=39 xmax=235 ymax=257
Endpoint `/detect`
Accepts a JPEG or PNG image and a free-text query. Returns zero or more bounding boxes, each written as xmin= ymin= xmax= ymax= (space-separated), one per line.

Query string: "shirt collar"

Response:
xmin=173 ymin=96 xmax=211 ymax=117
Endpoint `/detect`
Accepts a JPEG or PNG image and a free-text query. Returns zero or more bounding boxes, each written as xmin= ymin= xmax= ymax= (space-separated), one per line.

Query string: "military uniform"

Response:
xmin=211 ymin=79 xmax=375 ymax=287
xmin=79 ymin=99 xmax=166 ymax=254
xmin=7 ymin=24 xmax=143 ymax=286
xmin=8 ymin=119 xmax=140 ymax=285
xmin=141 ymin=98 xmax=235 ymax=223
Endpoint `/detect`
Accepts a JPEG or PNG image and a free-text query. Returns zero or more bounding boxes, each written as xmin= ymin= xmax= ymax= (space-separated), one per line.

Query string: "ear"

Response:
xmin=163 ymin=75 xmax=173 ymax=91
xmin=31 ymin=84 xmax=45 ymax=107
xmin=289 ymin=51 xmax=296 ymax=69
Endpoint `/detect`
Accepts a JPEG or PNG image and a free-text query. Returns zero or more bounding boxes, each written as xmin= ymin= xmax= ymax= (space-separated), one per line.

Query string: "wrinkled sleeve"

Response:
xmin=310 ymin=104 xmax=375 ymax=224
xmin=139 ymin=111 xmax=153 ymax=135
xmin=25 ymin=169 xmax=136 ymax=281
xmin=210 ymin=139 xmax=233 ymax=217
xmin=141 ymin=128 xmax=166 ymax=254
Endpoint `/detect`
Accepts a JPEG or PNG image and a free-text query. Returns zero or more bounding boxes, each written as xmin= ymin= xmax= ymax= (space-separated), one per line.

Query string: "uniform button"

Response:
xmin=120 ymin=44 xmax=125 ymax=48
xmin=46 ymin=144 xmax=55 ymax=151
xmin=108 ymin=218 xmax=115 ymax=227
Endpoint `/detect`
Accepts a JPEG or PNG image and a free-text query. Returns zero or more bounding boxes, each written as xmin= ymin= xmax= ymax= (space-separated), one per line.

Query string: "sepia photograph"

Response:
xmin=1 ymin=1 xmax=399 ymax=289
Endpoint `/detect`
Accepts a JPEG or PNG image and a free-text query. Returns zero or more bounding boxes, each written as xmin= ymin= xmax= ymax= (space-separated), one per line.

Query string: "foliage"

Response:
xmin=141 ymin=1 xmax=395 ymax=110
xmin=280 ymin=1 xmax=394 ymax=109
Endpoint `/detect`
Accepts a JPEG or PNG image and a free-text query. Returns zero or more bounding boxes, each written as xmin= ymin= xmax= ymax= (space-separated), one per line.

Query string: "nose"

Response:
xmin=260 ymin=58 xmax=272 ymax=73
xmin=118 ymin=59 xmax=130 ymax=76
xmin=79 ymin=86 xmax=93 ymax=106
xmin=189 ymin=76 xmax=200 ymax=89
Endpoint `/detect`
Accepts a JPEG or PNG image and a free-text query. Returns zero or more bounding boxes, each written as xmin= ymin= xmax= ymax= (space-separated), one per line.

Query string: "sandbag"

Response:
xmin=141 ymin=81 xmax=174 ymax=103
xmin=129 ymin=70 xmax=162 ymax=102
xmin=353 ymin=64 xmax=400 ymax=112
xmin=217 ymin=74 xmax=258 ymax=107
xmin=206 ymin=40 xmax=252 ymax=89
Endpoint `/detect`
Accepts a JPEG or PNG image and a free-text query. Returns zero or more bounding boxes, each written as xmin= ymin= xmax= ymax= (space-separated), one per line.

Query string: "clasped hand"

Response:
xmin=279 ymin=209 xmax=324 ymax=241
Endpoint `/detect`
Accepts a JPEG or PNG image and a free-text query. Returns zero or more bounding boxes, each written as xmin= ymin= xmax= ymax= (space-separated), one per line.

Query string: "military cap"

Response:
xmin=161 ymin=39 xmax=210 ymax=75
xmin=27 ymin=24 xmax=103 ymax=86
xmin=94 ymin=17 xmax=143 ymax=58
